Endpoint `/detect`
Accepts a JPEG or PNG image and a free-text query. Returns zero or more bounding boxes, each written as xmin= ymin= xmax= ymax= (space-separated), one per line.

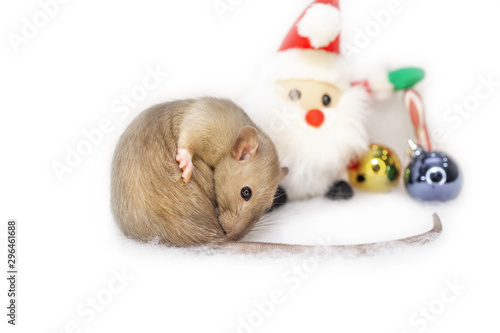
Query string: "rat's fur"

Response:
xmin=111 ymin=98 xmax=282 ymax=246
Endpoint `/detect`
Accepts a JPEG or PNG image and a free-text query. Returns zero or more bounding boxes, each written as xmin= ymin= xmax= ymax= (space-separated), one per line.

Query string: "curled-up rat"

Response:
xmin=111 ymin=97 xmax=442 ymax=256
xmin=111 ymin=97 xmax=286 ymax=246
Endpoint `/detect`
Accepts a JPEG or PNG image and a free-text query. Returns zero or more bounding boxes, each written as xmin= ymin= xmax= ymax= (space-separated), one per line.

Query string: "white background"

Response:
xmin=1 ymin=0 xmax=499 ymax=332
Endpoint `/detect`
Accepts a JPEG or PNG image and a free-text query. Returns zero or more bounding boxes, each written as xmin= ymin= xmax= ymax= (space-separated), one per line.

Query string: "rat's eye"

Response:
xmin=289 ymin=89 xmax=301 ymax=101
xmin=241 ymin=187 xmax=252 ymax=201
xmin=322 ymin=94 xmax=331 ymax=106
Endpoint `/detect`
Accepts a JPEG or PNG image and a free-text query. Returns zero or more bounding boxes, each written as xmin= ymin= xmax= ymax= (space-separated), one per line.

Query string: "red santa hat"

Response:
xmin=280 ymin=0 xmax=341 ymax=53
xmin=266 ymin=0 xmax=350 ymax=90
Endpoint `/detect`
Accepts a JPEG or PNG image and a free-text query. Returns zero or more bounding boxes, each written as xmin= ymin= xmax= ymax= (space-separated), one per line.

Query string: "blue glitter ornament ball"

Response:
xmin=404 ymin=141 xmax=462 ymax=202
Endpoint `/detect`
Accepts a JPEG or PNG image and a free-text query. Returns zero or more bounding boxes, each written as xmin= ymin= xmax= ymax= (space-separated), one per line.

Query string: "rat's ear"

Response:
xmin=232 ymin=126 xmax=259 ymax=162
xmin=281 ymin=167 xmax=289 ymax=180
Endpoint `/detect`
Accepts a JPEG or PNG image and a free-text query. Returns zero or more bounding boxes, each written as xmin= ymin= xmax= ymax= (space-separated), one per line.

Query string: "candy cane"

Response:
xmin=403 ymin=89 xmax=432 ymax=151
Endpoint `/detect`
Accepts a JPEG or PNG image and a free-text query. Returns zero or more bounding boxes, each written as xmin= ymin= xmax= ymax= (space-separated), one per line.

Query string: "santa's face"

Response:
xmin=274 ymin=79 xmax=343 ymax=128
xmin=244 ymin=74 xmax=368 ymax=200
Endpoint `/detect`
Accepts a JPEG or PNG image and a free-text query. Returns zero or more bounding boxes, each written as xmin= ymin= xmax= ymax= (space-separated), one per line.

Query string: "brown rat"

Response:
xmin=111 ymin=97 xmax=442 ymax=256
xmin=111 ymin=97 xmax=286 ymax=246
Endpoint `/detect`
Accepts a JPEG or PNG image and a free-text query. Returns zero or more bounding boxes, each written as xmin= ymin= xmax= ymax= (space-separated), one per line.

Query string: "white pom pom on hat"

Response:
xmin=297 ymin=3 xmax=341 ymax=49
xmin=279 ymin=0 xmax=341 ymax=53
xmin=270 ymin=0 xmax=347 ymax=89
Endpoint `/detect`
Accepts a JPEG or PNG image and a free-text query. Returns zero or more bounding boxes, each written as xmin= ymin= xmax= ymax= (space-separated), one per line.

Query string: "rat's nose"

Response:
xmin=224 ymin=225 xmax=243 ymax=241
xmin=219 ymin=213 xmax=242 ymax=240
xmin=305 ymin=109 xmax=325 ymax=128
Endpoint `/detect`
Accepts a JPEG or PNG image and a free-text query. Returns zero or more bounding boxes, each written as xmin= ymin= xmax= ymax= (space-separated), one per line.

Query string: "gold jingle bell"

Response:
xmin=348 ymin=144 xmax=401 ymax=192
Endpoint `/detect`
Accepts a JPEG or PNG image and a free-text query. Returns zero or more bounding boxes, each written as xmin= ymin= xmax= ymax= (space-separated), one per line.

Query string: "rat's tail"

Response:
xmin=215 ymin=214 xmax=442 ymax=257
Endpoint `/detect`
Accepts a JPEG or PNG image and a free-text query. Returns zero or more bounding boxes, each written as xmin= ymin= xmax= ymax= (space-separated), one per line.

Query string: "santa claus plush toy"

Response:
xmin=244 ymin=0 xmax=423 ymax=204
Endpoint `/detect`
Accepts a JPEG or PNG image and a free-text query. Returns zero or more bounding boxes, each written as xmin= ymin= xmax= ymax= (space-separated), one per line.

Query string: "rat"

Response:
xmin=111 ymin=97 xmax=286 ymax=246
xmin=110 ymin=97 xmax=442 ymax=256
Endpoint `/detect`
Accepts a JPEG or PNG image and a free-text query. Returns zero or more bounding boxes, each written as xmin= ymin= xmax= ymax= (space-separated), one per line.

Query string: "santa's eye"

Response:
xmin=289 ymin=89 xmax=301 ymax=101
xmin=322 ymin=94 xmax=331 ymax=106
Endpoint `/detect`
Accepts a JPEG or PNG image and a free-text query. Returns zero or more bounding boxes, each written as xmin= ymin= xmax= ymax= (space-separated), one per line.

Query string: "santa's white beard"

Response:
xmin=244 ymin=84 xmax=370 ymax=201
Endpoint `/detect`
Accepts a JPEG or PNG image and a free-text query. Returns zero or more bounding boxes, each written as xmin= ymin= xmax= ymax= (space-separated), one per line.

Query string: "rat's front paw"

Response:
xmin=176 ymin=148 xmax=193 ymax=183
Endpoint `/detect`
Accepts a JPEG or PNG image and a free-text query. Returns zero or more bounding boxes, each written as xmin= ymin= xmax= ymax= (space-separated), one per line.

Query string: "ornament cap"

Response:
xmin=407 ymin=139 xmax=426 ymax=159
